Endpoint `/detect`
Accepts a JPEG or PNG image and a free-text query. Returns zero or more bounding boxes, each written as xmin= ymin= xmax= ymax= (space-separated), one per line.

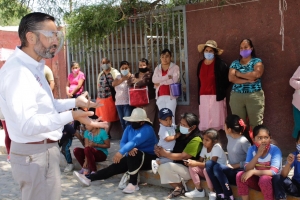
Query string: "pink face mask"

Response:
xmin=72 ymin=69 xmax=80 ymax=74
xmin=254 ymin=142 xmax=271 ymax=152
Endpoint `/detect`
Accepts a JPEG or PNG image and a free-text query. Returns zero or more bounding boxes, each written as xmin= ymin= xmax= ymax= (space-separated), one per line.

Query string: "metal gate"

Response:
xmin=67 ymin=5 xmax=190 ymax=105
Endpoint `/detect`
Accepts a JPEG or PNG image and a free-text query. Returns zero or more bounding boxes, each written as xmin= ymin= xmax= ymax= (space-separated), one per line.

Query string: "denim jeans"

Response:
xmin=116 ymin=104 xmax=133 ymax=130
xmin=272 ymin=174 xmax=300 ymax=199
xmin=206 ymin=160 xmax=242 ymax=197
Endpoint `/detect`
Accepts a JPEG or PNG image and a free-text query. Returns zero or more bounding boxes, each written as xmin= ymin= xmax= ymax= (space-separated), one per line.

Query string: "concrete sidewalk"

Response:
xmin=0 ymin=129 xmax=194 ymax=200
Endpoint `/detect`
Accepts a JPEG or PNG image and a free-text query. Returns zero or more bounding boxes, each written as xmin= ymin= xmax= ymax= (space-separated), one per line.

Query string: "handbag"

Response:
xmin=118 ymin=152 xmax=144 ymax=189
xmin=104 ymin=73 xmax=116 ymax=101
xmin=128 ymin=83 xmax=149 ymax=107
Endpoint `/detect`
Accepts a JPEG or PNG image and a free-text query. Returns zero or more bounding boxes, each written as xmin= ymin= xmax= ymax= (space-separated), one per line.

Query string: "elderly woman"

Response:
xmin=127 ymin=58 xmax=156 ymax=123
xmin=197 ymin=40 xmax=230 ymax=131
xmin=155 ymin=112 xmax=203 ymax=199
xmin=73 ymin=108 xmax=158 ymax=194
xmin=152 ymin=49 xmax=180 ymax=123
xmin=96 ymin=58 xmax=120 ymax=138
xmin=228 ymin=39 xmax=264 ymax=139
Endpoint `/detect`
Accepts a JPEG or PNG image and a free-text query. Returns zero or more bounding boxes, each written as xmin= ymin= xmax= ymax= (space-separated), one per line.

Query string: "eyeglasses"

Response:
xmin=34 ymin=30 xmax=64 ymax=43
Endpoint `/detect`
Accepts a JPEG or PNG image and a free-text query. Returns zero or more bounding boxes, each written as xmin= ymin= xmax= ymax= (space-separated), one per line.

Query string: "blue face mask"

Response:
xmin=180 ymin=125 xmax=190 ymax=134
xmin=296 ymin=144 xmax=300 ymax=152
xmin=121 ymin=69 xmax=129 ymax=76
xmin=204 ymin=52 xmax=214 ymax=60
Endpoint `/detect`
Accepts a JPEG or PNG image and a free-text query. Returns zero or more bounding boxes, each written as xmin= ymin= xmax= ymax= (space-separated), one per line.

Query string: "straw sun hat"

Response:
xmin=197 ymin=40 xmax=224 ymax=55
xmin=123 ymin=108 xmax=152 ymax=124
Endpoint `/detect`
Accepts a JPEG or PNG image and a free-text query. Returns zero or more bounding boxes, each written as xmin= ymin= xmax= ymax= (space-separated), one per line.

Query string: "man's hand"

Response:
xmin=72 ymin=110 xmax=109 ymax=129
xmin=113 ymin=152 xmax=123 ymax=164
xmin=75 ymin=91 xmax=103 ymax=109
xmin=128 ymin=148 xmax=138 ymax=156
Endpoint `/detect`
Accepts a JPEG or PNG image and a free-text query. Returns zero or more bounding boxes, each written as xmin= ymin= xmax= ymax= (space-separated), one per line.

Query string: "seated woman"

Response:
xmin=73 ymin=108 xmax=158 ymax=194
xmin=73 ymin=115 xmax=110 ymax=175
xmin=155 ymin=113 xmax=203 ymax=199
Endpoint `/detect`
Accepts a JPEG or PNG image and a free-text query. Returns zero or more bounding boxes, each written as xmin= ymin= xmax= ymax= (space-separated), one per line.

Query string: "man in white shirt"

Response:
xmin=0 ymin=12 xmax=106 ymax=200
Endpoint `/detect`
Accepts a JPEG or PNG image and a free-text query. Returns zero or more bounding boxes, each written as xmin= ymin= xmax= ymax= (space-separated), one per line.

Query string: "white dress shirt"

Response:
xmin=0 ymin=47 xmax=75 ymax=143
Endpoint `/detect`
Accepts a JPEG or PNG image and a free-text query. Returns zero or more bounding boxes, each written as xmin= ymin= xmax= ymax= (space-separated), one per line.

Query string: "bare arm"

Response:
xmin=235 ymin=62 xmax=264 ymax=81
xmin=164 ymin=133 xmax=181 ymax=142
xmin=253 ymin=169 xmax=273 ymax=176
xmin=66 ymin=80 xmax=70 ymax=94
xmin=245 ymin=145 xmax=265 ymax=171
xmin=112 ymin=76 xmax=125 ymax=87
xmin=95 ymin=139 xmax=110 ymax=149
xmin=49 ymin=80 xmax=55 ymax=91
xmin=228 ymin=68 xmax=253 ymax=84
xmin=281 ymin=153 xmax=294 ymax=178
xmin=161 ymin=151 xmax=192 ymax=161
xmin=70 ymin=79 xmax=85 ymax=96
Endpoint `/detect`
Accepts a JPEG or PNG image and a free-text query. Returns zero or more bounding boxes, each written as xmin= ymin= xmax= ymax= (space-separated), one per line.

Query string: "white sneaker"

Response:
xmin=209 ymin=192 xmax=217 ymax=200
xmin=122 ymin=183 xmax=139 ymax=194
xmin=151 ymin=160 xmax=159 ymax=174
xmin=185 ymin=188 xmax=205 ymax=198
xmin=73 ymin=171 xmax=91 ymax=187
xmin=64 ymin=163 xmax=74 ymax=172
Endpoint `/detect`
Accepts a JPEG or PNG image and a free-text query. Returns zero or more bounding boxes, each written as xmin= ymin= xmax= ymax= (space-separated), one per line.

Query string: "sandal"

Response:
xmin=167 ymin=187 xmax=185 ymax=199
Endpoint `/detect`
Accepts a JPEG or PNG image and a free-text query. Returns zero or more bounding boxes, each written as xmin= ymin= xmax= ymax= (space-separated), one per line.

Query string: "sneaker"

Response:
xmin=151 ymin=160 xmax=159 ymax=174
xmin=185 ymin=188 xmax=205 ymax=198
xmin=209 ymin=192 xmax=217 ymax=200
xmin=6 ymin=155 xmax=10 ymax=164
xmin=73 ymin=171 xmax=91 ymax=187
xmin=122 ymin=183 xmax=139 ymax=194
xmin=64 ymin=163 xmax=74 ymax=172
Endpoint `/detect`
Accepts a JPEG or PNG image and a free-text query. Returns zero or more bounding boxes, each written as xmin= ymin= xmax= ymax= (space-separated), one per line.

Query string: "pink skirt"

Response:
xmin=198 ymin=95 xmax=227 ymax=131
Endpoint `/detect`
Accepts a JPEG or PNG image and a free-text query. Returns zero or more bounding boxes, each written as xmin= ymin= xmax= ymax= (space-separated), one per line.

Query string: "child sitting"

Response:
xmin=272 ymin=132 xmax=300 ymax=199
xmin=236 ymin=125 xmax=282 ymax=200
xmin=73 ymin=114 xmax=110 ymax=175
xmin=151 ymin=108 xmax=180 ymax=174
xmin=205 ymin=115 xmax=251 ymax=200
xmin=184 ymin=128 xmax=227 ymax=199
xmin=59 ymin=123 xmax=76 ymax=172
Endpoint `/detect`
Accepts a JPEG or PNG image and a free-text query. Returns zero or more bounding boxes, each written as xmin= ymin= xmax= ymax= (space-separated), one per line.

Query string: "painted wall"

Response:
xmin=181 ymin=0 xmax=300 ymax=155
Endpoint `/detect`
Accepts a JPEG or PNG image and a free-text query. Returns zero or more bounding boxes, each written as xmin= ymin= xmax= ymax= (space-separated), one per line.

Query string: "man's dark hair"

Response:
xmin=18 ymin=12 xmax=55 ymax=48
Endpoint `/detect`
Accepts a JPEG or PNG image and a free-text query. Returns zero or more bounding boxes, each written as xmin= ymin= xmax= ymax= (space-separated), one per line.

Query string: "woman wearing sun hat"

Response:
xmin=73 ymin=108 xmax=158 ymax=194
xmin=197 ymin=40 xmax=230 ymax=131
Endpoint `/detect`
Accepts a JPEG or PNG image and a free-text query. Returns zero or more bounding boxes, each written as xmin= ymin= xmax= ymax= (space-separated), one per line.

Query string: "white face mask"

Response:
xmin=180 ymin=125 xmax=190 ymax=134
xmin=297 ymin=144 xmax=300 ymax=152
xmin=102 ymin=64 xmax=110 ymax=70
xmin=121 ymin=69 xmax=129 ymax=76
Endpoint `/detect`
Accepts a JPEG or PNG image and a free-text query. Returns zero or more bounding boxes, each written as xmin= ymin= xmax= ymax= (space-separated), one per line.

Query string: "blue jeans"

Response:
xmin=116 ymin=104 xmax=133 ymax=130
xmin=206 ymin=160 xmax=242 ymax=197
xmin=272 ymin=174 xmax=300 ymax=199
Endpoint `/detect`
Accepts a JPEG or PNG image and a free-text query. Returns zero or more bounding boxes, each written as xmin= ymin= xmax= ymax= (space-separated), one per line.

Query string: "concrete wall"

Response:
xmin=181 ymin=0 xmax=300 ymax=155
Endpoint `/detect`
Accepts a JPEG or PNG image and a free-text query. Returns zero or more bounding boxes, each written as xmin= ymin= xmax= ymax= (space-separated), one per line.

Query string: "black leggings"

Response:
xmin=89 ymin=150 xmax=157 ymax=185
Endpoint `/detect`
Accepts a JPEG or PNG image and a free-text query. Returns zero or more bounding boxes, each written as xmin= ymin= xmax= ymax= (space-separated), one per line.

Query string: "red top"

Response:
xmin=158 ymin=69 xmax=171 ymax=96
xmin=199 ymin=60 xmax=216 ymax=95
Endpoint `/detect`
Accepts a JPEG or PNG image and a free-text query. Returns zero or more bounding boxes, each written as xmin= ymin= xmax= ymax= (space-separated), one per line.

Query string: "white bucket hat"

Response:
xmin=123 ymin=108 xmax=152 ymax=124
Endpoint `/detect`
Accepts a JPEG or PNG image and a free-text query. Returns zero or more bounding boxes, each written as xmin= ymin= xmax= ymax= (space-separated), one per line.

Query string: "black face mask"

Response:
xmin=138 ymin=67 xmax=149 ymax=73
xmin=131 ymin=122 xmax=143 ymax=129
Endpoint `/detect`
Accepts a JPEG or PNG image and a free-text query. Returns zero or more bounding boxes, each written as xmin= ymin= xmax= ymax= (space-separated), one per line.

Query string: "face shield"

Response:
xmin=34 ymin=30 xmax=64 ymax=56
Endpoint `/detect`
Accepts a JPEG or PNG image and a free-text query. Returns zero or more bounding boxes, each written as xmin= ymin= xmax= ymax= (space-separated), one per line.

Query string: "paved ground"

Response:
xmin=0 ymin=129 xmax=199 ymax=200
